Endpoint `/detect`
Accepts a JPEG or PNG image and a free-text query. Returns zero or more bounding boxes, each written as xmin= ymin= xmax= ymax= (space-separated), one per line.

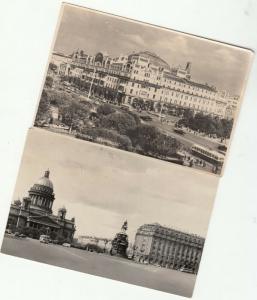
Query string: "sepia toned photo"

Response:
xmin=0 ymin=3 xmax=253 ymax=299
xmin=33 ymin=4 xmax=252 ymax=175
xmin=1 ymin=128 xmax=219 ymax=298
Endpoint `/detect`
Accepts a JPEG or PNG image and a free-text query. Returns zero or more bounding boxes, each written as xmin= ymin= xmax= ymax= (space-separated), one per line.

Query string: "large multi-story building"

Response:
xmin=133 ymin=223 xmax=204 ymax=274
xmin=6 ymin=170 xmax=76 ymax=243
xmin=57 ymin=49 xmax=237 ymax=119
xmin=219 ymin=91 xmax=240 ymax=119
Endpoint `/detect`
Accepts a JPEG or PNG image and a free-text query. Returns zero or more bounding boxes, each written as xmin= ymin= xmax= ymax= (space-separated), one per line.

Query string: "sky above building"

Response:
xmin=12 ymin=129 xmax=219 ymax=242
xmin=53 ymin=5 xmax=252 ymax=95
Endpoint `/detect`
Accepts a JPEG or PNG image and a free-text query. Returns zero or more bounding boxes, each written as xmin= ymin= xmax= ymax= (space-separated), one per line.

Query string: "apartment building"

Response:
xmin=57 ymin=49 xmax=236 ymax=118
xmin=133 ymin=223 xmax=204 ymax=274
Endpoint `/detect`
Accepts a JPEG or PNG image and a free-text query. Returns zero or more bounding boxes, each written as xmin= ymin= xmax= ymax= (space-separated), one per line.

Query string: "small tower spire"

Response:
xmin=44 ymin=169 xmax=50 ymax=178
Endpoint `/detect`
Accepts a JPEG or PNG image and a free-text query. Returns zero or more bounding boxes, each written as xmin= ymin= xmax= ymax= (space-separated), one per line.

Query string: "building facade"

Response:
xmin=6 ymin=170 xmax=76 ymax=243
xmin=133 ymin=223 xmax=204 ymax=274
xmin=78 ymin=235 xmax=112 ymax=251
xmin=57 ymin=49 xmax=237 ymax=119
xmin=50 ymin=51 xmax=72 ymax=74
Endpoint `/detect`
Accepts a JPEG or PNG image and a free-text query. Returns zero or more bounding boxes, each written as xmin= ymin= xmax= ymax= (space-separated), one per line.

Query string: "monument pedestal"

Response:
xmin=110 ymin=221 xmax=129 ymax=258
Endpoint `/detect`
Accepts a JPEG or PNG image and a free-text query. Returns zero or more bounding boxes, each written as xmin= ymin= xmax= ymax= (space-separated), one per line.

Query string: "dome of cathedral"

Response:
xmin=28 ymin=170 xmax=55 ymax=213
xmin=34 ymin=170 xmax=53 ymax=190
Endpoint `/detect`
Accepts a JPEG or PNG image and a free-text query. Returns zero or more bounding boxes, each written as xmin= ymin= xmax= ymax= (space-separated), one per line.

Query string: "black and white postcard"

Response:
xmin=0 ymin=3 xmax=253 ymax=298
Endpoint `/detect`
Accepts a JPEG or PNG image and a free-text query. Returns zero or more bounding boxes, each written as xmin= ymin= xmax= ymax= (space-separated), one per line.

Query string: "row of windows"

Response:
xmin=128 ymin=85 xmax=216 ymax=106
xmin=128 ymin=65 xmax=215 ymax=94
xmin=107 ymin=77 xmax=118 ymax=82
xmin=131 ymin=82 xmax=140 ymax=88
xmin=163 ymin=80 xmax=214 ymax=94
xmin=106 ymin=83 xmax=117 ymax=88
xmin=161 ymin=88 xmax=216 ymax=100
xmin=151 ymin=249 xmax=199 ymax=259
xmin=71 ymin=60 xmax=215 ymax=97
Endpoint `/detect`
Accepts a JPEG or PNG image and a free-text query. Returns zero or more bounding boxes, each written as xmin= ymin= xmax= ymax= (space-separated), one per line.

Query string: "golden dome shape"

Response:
xmin=35 ymin=170 xmax=53 ymax=190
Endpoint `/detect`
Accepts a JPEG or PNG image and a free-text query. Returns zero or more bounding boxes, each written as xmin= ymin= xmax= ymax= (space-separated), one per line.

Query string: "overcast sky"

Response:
xmin=12 ymin=129 xmax=219 ymax=242
xmin=53 ymin=5 xmax=252 ymax=95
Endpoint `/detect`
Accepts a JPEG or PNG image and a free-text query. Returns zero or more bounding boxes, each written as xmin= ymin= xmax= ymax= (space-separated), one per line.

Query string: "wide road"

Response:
xmin=1 ymin=236 xmax=196 ymax=297
xmin=148 ymin=114 xmax=220 ymax=151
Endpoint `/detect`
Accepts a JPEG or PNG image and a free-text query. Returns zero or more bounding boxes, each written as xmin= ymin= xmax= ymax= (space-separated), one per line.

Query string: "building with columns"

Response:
xmin=6 ymin=170 xmax=76 ymax=243
xmin=57 ymin=49 xmax=236 ymax=119
xmin=133 ymin=223 xmax=204 ymax=274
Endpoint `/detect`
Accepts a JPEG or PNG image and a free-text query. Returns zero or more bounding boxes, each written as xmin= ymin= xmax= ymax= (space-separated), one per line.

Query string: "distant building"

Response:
xmin=78 ymin=235 xmax=112 ymax=251
xmin=133 ymin=223 xmax=205 ymax=274
xmin=226 ymin=94 xmax=239 ymax=119
xmin=6 ymin=170 xmax=76 ymax=243
xmin=51 ymin=51 xmax=72 ymax=74
xmin=58 ymin=49 xmax=237 ymax=119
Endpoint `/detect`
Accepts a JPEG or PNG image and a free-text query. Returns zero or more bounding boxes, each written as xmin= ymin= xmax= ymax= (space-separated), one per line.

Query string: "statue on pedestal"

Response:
xmin=110 ymin=220 xmax=129 ymax=258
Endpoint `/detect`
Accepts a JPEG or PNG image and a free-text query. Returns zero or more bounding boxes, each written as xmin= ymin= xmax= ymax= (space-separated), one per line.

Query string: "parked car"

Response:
xmin=62 ymin=243 xmax=71 ymax=247
xmin=179 ymin=267 xmax=194 ymax=273
xmin=39 ymin=235 xmax=50 ymax=244
xmin=19 ymin=234 xmax=27 ymax=238
xmin=5 ymin=229 xmax=12 ymax=234
xmin=173 ymin=128 xmax=185 ymax=135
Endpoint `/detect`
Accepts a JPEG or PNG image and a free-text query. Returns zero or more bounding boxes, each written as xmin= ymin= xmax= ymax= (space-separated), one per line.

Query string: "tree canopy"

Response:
xmin=99 ymin=112 xmax=137 ymax=135
xmin=96 ymin=103 xmax=115 ymax=116
xmin=127 ymin=124 xmax=180 ymax=157
xmin=45 ymin=76 xmax=54 ymax=88
xmin=178 ymin=112 xmax=233 ymax=138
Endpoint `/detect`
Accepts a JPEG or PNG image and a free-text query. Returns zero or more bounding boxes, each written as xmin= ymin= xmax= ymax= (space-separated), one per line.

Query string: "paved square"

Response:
xmin=1 ymin=236 xmax=196 ymax=297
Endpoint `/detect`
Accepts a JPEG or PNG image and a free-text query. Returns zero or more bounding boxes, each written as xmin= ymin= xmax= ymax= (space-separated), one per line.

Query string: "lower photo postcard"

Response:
xmin=0 ymin=127 xmax=219 ymax=298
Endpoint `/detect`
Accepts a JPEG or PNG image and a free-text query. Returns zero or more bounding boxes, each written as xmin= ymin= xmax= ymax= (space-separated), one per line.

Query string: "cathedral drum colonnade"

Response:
xmin=6 ymin=170 xmax=76 ymax=243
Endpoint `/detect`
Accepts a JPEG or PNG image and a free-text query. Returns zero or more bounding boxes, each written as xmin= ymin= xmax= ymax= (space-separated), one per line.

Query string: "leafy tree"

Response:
xmin=35 ymin=90 xmax=51 ymax=123
xmin=48 ymin=90 xmax=74 ymax=107
xmin=48 ymin=63 xmax=57 ymax=72
xmin=128 ymin=111 xmax=141 ymax=125
xmin=221 ymin=118 xmax=233 ymax=139
xmin=127 ymin=124 xmax=158 ymax=154
xmin=178 ymin=111 xmax=234 ymax=139
xmin=50 ymin=231 xmax=58 ymax=240
xmin=152 ymin=134 xmax=180 ymax=158
xmin=78 ymin=128 xmax=132 ymax=150
xmin=183 ymin=108 xmax=194 ymax=120
xmin=21 ymin=227 xmax=40 ymax=239
xmin=99 ymin=112 xmax=137 ymax=135
xmin=45 ymin=76 xmax=54 ymax=88
xmin=128 ymin=124 xmax=180 ymax=158
xmin=97 ymin=103 xmax=115 ymax=116
xmin=60 ymin=101 xmax=90 ymax=130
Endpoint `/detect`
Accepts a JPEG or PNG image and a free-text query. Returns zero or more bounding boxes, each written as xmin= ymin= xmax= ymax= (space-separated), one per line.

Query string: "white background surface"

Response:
xmin=0 ymin=1 xmax=256 ymax=299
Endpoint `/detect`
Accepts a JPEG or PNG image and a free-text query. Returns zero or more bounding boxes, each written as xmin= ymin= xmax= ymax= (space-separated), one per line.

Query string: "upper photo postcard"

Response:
xmin=0 ymin=3 xmax=253 ymax=299
xmin=35 ymin=4 xmax=252 ymax=176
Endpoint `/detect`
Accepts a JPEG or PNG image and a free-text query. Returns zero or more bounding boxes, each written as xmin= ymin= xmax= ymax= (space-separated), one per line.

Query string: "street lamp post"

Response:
xmin=16 ymin=205 xmax=23 ymax=230
xmin=159 ymin=101 xmax=164 ymax=121
xmin=87 ymin=67 xmax=96 ymax=101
